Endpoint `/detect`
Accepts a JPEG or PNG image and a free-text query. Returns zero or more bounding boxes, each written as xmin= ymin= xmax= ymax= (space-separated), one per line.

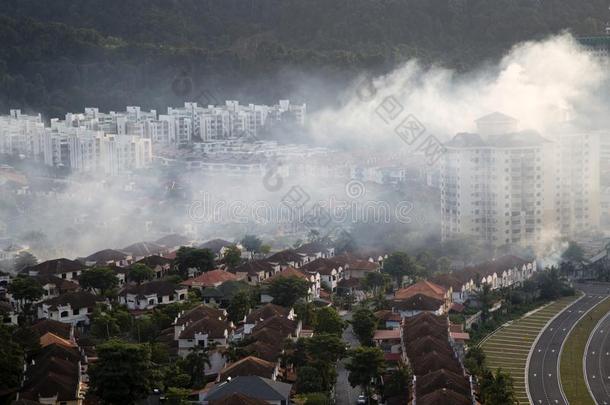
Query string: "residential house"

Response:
xmin=173 ymin=305 xmax=233 ymax=374
xmin=244 ymin=303 xmax=295 ymax=335
xmin=300 ymin=258 xmax=343 ymax=292
xmin=17 ymin=343 xmax=84 ymax=405
xmin=82 ymin=249 xmax=132 ymax=267
xmin=34 ymin=274 xmax=80 ymax=301
xmin=374 ymin=310 xmax=402 ymax=329
xmin=372 ymin=328 xmax=402 ymax=363
xmin=218 ymin=356 xmax=279 ymax=382
xmin=37 ymin=291 xmax=104 ymax=326
xmin=261 ymin=267 xmax=319 ymax=302
xmin=401 ymin=312 xmax=474 ymax=405
xmin=203 ymin=376 xmax=292 ymax=405
xmin=21 ymin=258 xmax=86 ymax=282
xmin=199 ymin=239 xmax=240 ymax=259
xmin=266 ymin=249 xmax=305 ymax=269
xmin=0 ymin=300 xmax=17 ymax=325
xmin=391 ymin=280 xmax=452 ymax=318
xmin=294 ymin=242 xmax=335 ymax=262
xmin=332 ymin=252 xmax=381 ymax=279
xmin=133 ymin=255 xmax=174 ymax=279
xmin=229 ymin=261 xmax=279 ymax=285
xmin=182 ymin=270 xmax=239 ymax=291
xmin=118 ymin=280 xmax=187 ymax=310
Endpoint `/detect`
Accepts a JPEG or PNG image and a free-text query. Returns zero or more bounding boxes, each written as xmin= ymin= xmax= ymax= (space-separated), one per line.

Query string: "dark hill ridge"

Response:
xmin=0 ymin=0 xmax=607 ymax=116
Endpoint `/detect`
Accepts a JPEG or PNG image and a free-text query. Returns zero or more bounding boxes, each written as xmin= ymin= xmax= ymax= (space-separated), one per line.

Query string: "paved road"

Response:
xmin=527 ymin=283 xmax=609 ymax=405
xmin=335 ymin=312 xmax=361 ymax=405
xmin=585 ymin=309 xmax=610 ymax=404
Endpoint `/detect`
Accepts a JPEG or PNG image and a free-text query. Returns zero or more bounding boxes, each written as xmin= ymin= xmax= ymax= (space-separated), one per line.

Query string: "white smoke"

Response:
xmin=308 ymin=33 xmax=608 ymax=146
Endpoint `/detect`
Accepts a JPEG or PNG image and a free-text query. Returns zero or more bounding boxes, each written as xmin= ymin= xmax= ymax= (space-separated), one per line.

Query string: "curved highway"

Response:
xmin=527 ymin=283 xmax=609 ymax=405
xmin=585 ymin=310 xmax=610 ymax=404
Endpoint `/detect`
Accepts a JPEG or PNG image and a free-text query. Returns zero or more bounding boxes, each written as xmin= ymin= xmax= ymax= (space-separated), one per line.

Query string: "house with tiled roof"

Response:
xmin=417 ymin=387 xmax=471 ymax=405
xmin=37 ymin=291 xmax=105 ymax=326
xmin=218 ymin=356 xmax=279 ymax=382
xmin=373 ymin=310 xmax=401 ymax=329
xmin=118 ymin=280 xmax=187 ymax=310
xmin=17 ymin=343 xmax=84 ymax=405
xmin=266 ymin=249 xmax=305 ymax=269
xmin=33 ymin=274 xmax=80 ymax=301
xmin=401 ymin=312 xmax=474 ymax=405
xmin=294 ymin=241 xmax=335 ymax=262
xmin=261 ymin=267 xmax=320 ymax=302
xmin=300 ymin=258 xmax=344 ymax=292
xmin=182 ymin=270 xmax=239 ymax=290
xmin=21 ymin=258 xmax=86 ymax=282
xmin=244 ymin=303 xmax=294 ymax=334
xmin=229 ymin=260 xmax=279 ymax=285
xmin=392 ymin=280 xmax=452 ymax=317
xmin=31 ymin=319 xmax=75 ymax=341
xmin=133 ymin=255 xmax=174 ymax=279
xmin=332 ymin=252 xmax=381 ymax=279
xmin=203 ymin=376 xmax=292 ymax=404
xmin=171 ymin=305 xmax=234 ymax=374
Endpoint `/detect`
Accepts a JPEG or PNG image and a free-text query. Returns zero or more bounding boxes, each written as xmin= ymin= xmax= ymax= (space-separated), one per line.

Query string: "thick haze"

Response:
xmin=309 ymin=33 xmax=610 ymax=146
xmin=4 ymin=33 xmax=609 ymax=262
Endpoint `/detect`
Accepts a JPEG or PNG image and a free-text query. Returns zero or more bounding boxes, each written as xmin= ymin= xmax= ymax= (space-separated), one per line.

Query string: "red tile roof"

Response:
xmin=395 ymin=280 xmax=447 ymax=301
xmin=181 ymin=270 xmax=238 ymax=288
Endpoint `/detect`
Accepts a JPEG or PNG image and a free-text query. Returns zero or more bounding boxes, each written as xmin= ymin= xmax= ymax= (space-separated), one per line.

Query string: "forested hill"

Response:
xmin=0 ymin=0 xmax=607 ymax=117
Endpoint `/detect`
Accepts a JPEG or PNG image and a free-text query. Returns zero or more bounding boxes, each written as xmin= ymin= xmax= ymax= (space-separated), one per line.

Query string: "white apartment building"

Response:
xmin=0 ymin=110 xmax=45 ymax=157
xmin=441 ymin=112 xmax=600 ymax=248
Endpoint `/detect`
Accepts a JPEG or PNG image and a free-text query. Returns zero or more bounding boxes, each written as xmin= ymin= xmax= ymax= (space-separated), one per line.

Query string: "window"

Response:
xmin=60 ymin=311 xmax=69 ymax=318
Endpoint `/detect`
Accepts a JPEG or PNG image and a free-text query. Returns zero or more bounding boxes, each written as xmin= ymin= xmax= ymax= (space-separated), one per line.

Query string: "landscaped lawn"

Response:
xmin=560 ymin=296 xmax=610 ymax=405
xmin=480 ymin=296 xmax=577 ymax=404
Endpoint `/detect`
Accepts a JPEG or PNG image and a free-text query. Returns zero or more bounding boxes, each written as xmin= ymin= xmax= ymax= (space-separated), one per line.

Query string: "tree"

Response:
xmin=268 ymin=276 xmax=311 ymax=307
xmin=241 ymin=234 xmax=262 ymax=255
xmin=305 ymin=333 xmax=346 ymax=363
xmin=89 ymin=339 xmax=155 ymax=405
xmin=480 ymin=368 xmax=515 ymax=405
xmin=535 ymin=267 xmax=565 ymax=300
xmin=476 ymin=283 xmax=494 ymax=322
xmin=223 ymin=245 xmax=242 ymax=269
xmin=13 ymin=251 xmax=37 ymax=272
xmin=346 ymin=347 xmax=386 ymax=398
xmin=351 ymin=307 xmax=378 ymax=346
xmin=180 ymin=346 xmax=211 ymax=387
xmin=313 ymin=307 xmax=345 ymax=336
xmin=383 ymin=365 xmax=412 ymax=399
xmin=0 ymin=324 xmax=24 ymax=394
xmin=227 ymin=289 xmax=253 ymax=323
xmin=8 ymin=275 xmax=44 ymax=304
xmin=382 ymin=252 xmax=417 ymax=285
xmin=174 ymin=247 xmax=215 ymax=276
xmin=361 ymin=272 xmax=389 ymax=295
xmin=464 ymin=346 xmax=486 ymax=377
xmin=294 ymin=301 xmax=317 ymax=327
xmin=90 ymin=305 xmax=131 ymax=339
xmin=128 ymin=263 xmax=155 ymax=284
xmin=562 ymin=241 xmax=585 ymax=264
xmin=260 ymin=244 xmax=272 ymax=255
xmin=79 ymin=267 xmax=118 ymax=294
xmin=296 ymin=366 xmax=325 ymax=393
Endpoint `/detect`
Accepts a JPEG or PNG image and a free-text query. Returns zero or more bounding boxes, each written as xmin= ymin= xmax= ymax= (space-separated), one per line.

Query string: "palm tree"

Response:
xmin=184 ymin=345 xmax=212 ymax=387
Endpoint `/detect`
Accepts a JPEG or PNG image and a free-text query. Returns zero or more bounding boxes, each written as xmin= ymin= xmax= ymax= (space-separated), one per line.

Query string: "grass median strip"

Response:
xmin=559 ymin=296 xmax=610 ymax=405
xmin=480 ymin=296 xmax=577 ymax=404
